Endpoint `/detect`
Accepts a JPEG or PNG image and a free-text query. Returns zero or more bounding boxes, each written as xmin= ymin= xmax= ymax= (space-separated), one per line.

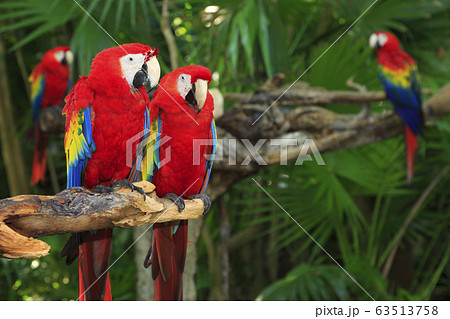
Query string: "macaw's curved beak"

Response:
xmin=133 ymin=56 xmax=161 ymax=89
xmin=146 ymin=56 xmax=160 ymax=88
xmin=186 ymin=79 xmax=208 ymax=113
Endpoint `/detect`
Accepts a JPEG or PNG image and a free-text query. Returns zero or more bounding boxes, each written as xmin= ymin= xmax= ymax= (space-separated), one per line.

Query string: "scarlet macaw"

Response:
xmin=60 ymin=43 xmax=160 ymax=300
xmin=369 ymin=31 xmax=424 ymax=183
xmin=29 ymin=46 xmax=73 ymax=185
xmin=140 ymin=65 xmax=216 ymax=300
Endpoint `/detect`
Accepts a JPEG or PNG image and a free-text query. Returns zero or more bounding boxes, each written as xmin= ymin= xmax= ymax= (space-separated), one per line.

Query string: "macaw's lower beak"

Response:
xmin=186 ymin=79 xmax=208 ymax=113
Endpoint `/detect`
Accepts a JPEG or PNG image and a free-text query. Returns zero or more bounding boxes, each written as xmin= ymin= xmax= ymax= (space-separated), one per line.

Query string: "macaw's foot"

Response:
xmin=93 ymin=184 xmax=114 ymax=194
xmin=164 ymin=193 xmax=185 ymax=212
xmin=110 ymin=179 xmax=146 ymax=200
xmin=189 ymin=193 xmax=211 ymax=216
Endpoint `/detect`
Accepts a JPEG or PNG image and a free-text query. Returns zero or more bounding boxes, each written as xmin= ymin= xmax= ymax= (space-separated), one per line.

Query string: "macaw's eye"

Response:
xmin=181 ymin=75 xmax=185 ymax=80
xmin=129 ymin=57 xmax=133 ymax=62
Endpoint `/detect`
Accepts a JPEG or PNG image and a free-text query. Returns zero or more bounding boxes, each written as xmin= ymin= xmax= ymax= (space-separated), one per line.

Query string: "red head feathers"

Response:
xmin=153 ymin=65 xmax=212 ymax=115
xmin=369 ymin=31 xmax=415 ymax=70
xmin=369 ymin=31 xmax=402 ymax=52
xmin=87 ymin=43 xmax=159 ymax=95
xmin=40 ymin=46 xmax=73 ymax=69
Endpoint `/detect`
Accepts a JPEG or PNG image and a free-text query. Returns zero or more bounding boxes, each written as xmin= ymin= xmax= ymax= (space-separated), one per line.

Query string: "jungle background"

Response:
xmin=0 ymin=0 xmax=449 ymax=301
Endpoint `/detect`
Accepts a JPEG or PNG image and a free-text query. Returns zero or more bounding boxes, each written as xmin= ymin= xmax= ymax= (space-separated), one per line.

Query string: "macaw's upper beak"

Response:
xmin=186 ymin=79 xmax=208 ymax=113
xmin=146 ymin=56 xmax=160 ymax=88
xmin=133 ymin=56 xmax=160 ymax=89
xmin=63 ymin=50 xmax=73 ymax=66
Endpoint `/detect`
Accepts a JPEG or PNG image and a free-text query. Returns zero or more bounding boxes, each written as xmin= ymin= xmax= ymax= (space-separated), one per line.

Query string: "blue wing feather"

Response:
xmin=66 ymin=105 xmax=95 ymax=188
xmin=378 ymin=67 xmax=423 ymax=136
xmin=31 ymin=74 xmax=45 ymax=122
xmin=200 ymin=119 xmax=217 ymax=193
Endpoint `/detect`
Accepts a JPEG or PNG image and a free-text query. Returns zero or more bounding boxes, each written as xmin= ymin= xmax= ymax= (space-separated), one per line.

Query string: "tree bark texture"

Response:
xmin=0 ymin=181 xmax=206 ymax=259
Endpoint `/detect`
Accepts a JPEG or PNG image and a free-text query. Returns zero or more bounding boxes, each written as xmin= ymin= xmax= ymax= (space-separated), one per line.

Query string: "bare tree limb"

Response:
xmin=208 ymin=82 xmax=450 ymax=202
xmin=0 ymin=181 xmax=206 ymax=259
xmin=225 ymin=81 xmax=433 ymax=106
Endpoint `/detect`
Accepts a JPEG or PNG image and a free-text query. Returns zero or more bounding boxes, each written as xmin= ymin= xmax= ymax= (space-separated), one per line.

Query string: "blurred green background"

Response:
xmin=0 ymin=0 xmax=449 ymax=300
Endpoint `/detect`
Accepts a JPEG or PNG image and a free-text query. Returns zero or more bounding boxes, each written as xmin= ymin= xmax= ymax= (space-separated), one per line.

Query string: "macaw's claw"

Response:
xmin=164 ymin=193 xmax=185 ymax=212
xmin=110 ymin=179 xmax=146 ymax=200
xmin=93 ymin=184 xmax=114 ymax=194
xmin=189 ymin=193 xmax=211 ymax=216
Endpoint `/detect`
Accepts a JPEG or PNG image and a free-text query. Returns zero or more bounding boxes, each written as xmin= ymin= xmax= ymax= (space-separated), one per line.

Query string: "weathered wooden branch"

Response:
xmin=225 ymin=78 xmax=434 ymax=106
xmin=0 ymin=181 xmax=205 ymax=259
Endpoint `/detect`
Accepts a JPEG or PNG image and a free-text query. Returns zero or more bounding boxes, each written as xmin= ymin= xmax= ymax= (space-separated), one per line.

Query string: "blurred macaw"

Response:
xmin=370 ymin=31 xmax=424 ymax=183
xmin=29 ymin=46 xmax=73 ymax=185
xmin=140 ymin=65 xmax=216 ymax=300
xmin=60 ymin=43 xmax=160 ymax=300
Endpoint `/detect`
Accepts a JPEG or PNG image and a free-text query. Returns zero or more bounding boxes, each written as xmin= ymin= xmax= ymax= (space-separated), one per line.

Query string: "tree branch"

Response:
xmin=207 ymin=81 xmax=450 ymax=201
xmin=0 ymin=181 xmax=206 ymax=259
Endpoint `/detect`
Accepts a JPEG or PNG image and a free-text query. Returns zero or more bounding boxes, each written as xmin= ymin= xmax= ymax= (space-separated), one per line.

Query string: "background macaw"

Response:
xmin=29 ymin=46 xmax=73 ymax=186
xmin=140 ymin=65 xmax=216 ymax=300
xmin=60 ymin=43 xmax=160 ymax=300
xmin=369 ymin=31 xmax=424 ymax=183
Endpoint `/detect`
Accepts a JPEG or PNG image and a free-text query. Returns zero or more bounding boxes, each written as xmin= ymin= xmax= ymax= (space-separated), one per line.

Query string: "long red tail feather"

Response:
xmin=78 ymin=229 xmax=113 ymax=301
xmin=404 ymin=124 xmax=418 ymax=184
xmin=30 ymin=126 xmax=48 ymax=186
xmin=152 ymin=221 xmax=187 ymax=300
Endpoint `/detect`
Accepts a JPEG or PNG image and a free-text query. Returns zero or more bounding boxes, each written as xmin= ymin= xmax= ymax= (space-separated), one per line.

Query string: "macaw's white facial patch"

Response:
xmin=119 ymin=53 xmax=147 ymax=88
xmin=54 ymin=51 xmax=65 ymax=63
xmin=177 ymin=74 xmax=192 ymax=99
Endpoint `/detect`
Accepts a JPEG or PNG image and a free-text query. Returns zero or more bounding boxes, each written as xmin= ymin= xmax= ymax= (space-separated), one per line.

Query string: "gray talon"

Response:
xmin=110 ymin=179 xmax=146 ymax=200
xmin=189 ymin=193 xmax=211 ymax=215
xmin=93 ymin=185 xmax=114 ymax=194
xmin=164 ymin=193 xmax=185 ymax=212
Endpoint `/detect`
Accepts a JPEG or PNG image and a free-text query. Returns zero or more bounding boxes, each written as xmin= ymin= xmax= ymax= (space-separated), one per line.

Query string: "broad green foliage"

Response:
xmin=0 ymin=0 xmax=449 ymax=301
